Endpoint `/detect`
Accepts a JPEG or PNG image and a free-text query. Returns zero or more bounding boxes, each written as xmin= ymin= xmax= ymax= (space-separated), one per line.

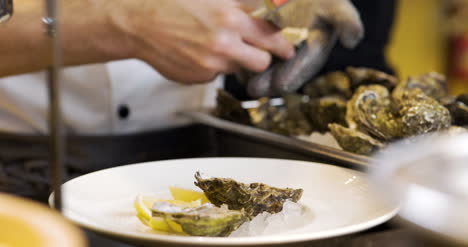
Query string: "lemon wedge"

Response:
xmin=281 ymin=27 xmax=309 ymax=45
xmin=169 ymin=187 xmax=210 ymax=204
xmin=252 ymin=2 xmax=309 ymax=45
xmin=264 ymin=0 xmax=276 ymax=10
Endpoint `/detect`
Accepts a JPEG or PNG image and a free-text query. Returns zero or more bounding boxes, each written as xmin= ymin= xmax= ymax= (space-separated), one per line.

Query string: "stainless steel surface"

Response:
xmin=180 ymin=111 xmax=370 ymax=171
xmin=370 ymin=133 xmax=468 ymax=246
xmin=44 ymin=0 xmax=64 ymax=212
xmin=0 ymin=0 xmax=13 ymax=23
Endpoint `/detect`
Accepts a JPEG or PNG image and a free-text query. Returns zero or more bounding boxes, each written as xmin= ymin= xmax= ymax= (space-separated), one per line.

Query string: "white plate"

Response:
xmin=52 ymin=158 xmax=397 ymax=246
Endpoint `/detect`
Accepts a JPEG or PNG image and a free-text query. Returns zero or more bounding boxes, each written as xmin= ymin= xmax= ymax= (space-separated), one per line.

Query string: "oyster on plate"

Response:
xmin=346 ymin=85 xmax=403 ymax=141
xmin=215 ymin=89 xmax=251 ymax=126
xmin=392 ymin=72 xmax=448 ymax=101
xmin=328 ymin=123 xmax=385 ymax=155
xmin=194 ymin=172 xmax=303 ymax=219
xmin=346 ymin=67 xmax=398 ymax=91
xmin=395 ymin=88 xmax=452 ymax=137
xmin=151 ymin=202 xmax=247 ymax=237
xmin=302 ymin=96 xmax=347 ymax=133
xmin=303 ymin=71 xmax=352 ymax=99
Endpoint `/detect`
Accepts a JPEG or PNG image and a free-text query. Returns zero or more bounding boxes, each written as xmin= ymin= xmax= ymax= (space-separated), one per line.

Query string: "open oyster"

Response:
xmin=346 ymin=85 xmax=403 ymax=141
xmin=302 ymin=96 xmax=347 ymax=133
xmin=346 ymin=67 xmax=398 ymax=91
xmin=392 ymin=72 xmax=448 ymax=101
xmin=328 ymin=123 xmax=384 ymax=155
xmin=151 ymin=202 xmax=247 ymax=237
xmin=215 ymin=89 xmax=251 ymax=126
xmin=395 ymin=88 xmax=452 ymax=137
xmin=194 ymin=172 xmax=303 ymax=219
xmin=303 ymin=71 xmax=352 ymax=99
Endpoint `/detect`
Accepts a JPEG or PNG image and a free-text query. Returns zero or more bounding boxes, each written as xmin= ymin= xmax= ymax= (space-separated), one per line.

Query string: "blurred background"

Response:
xmin=388 ymin=0 xmax=468 ymax=95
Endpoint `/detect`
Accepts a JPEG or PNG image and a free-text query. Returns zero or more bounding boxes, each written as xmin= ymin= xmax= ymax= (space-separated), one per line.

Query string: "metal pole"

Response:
xmin=44 ymin=0 xmax=64 ymax=212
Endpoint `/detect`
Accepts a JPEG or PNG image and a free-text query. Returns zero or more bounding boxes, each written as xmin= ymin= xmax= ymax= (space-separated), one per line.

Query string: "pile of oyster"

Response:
xmin=215 ymin=67 xmax=468 ymax=155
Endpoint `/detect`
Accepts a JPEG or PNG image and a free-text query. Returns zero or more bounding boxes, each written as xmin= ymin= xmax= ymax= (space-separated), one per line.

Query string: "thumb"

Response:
xmin=325 ymin=0 xmax=364 ymax=49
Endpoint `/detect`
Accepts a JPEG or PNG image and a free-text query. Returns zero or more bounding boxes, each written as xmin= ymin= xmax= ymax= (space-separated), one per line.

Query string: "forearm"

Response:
xmin=0 ymin=0 xmax=132 ymax=77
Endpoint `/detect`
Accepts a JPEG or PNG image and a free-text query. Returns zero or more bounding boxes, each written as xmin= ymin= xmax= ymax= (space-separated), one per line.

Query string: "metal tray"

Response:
xmin=180 ymin=110 xmax=370 ymax=171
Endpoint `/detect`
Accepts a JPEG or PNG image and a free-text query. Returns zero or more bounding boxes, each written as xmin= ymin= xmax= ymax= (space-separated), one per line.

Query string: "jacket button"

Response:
xmin=118 ymin=104 xmax=130 ymax=119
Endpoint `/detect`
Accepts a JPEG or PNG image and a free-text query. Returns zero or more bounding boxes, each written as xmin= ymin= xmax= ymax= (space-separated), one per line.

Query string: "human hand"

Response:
xmin=247 ymin=0 xmax=364 ymax=97
xmin=110 ymin=0 xmax=295 ymax=84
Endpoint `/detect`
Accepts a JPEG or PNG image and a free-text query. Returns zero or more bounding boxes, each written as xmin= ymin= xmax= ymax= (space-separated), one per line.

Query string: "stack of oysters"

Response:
xmin=216 ymin=67 xmax=468 ymax=155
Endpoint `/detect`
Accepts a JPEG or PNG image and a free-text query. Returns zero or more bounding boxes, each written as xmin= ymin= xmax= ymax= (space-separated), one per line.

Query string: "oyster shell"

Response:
xmin=346 ymin=67 xmax=398 ymax=91
xmin=445 ymin=96 xmax=468 ymax=126
xmin=395 ymin=88 xmax=452 ymax=136
xmin=392 ymin=72 xmax=448 ymax=101
xmin=194 ymin=172 xmax=303 ymax=219
xmin=304 ymin=71 xmax=352 ymax=99
xmin=248 ymin=95 xmax=313 ymax=136
xmin=215 ymin=89 xmax=251 ymax=126
xmin=302 ymin=96 xmax=347 ymax=133
xmin=282 ymin=94 xmax=313 ymax=136
xmin=328 ymin=123 xmax=385 ymax=155
xmin=152 ymin=202 xmax=247 ymax=237
xmin=458 ymin=94 xmax=468 ymax=105
xmin=346 ymin=85 xmax=403 ymax=141
xmin=248 ymin=98 xmax=290 ymax=135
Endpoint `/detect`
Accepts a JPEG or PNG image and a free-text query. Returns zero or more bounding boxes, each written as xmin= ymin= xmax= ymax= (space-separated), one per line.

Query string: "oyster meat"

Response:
xmin=215 ymin=89 xmax=251 ymax=126
xmin=395 ymin=88 xmax=452 ymax=137
xmin=392 ymin=72 xmax=448 ymax=101
xmin=328 ymin=123 xmax=385 ymax=155
xmin=346 ymin=85 xmax=403 ymax=141
xmin=152 ymin=202 xmax=247 ymax=237
xmin=194 ymin=172 xmax=303 ymax=219
xmin=304 ymin=71 xmax=352 ymax=99
xmin=302 ymin=96 xmax=347 ymax=133
xmin=346 ymin=67 xmax=398 ymax=91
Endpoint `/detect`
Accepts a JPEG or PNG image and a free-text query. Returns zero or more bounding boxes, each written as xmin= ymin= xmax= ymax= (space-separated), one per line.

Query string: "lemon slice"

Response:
xmin=252 ymin=3 xmax=309 ymax=46
xmin=251 ymin=6 xmax=268 ymax=18
xmin=169 ymin=187 xmax=210 ymax=204
xmin=134 ymin=195 xmax=155 ymax=222
xmin=281 ymin=27 xmax=309 ymax=45
xmin=264 ymin=0 xmax=276 ymax=10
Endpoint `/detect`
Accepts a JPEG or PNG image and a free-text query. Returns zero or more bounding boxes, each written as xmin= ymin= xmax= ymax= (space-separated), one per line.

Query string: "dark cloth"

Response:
xmin=0 ymin=125 xmax=215 ymax=201
xmin=226 ymin=0 xmax=399 ymax=100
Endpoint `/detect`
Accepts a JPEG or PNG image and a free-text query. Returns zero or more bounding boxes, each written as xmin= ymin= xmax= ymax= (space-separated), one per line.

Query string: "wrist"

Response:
xmin=61 ymin=0 xmax=135 ymax=65
xmin=103 ymin=0 xmax=144 ymax=61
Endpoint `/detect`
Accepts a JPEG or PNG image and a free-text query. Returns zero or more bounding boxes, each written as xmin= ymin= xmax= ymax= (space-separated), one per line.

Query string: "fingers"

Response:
xmin=240 ymin=17 xmax=295 ymax=60
xmin=325 ymin=0 xmax=364 ymax=49
xmin=272 ymin=28 xmax=337 ymax=94
xmin=221 ymin=37 xmax=273 ymax=73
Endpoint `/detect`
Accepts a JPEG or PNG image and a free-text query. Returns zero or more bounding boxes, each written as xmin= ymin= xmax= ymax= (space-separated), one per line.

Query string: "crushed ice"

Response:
xmin=229 ymin=200 xmax=311 ymax=237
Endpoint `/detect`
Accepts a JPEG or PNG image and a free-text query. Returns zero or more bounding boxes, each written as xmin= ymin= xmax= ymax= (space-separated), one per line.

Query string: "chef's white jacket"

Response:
xmin=0 ymin=59 xmax=221 ymax=135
